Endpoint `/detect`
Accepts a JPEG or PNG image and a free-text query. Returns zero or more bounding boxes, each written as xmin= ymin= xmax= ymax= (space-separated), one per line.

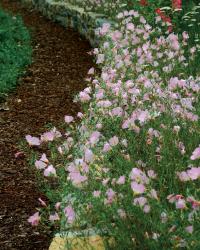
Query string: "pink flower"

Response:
xmin=185 ymin=225 xmax=193 ymax=234
xmin=140 ymin=16 xmax=146 ymax=24
xmin=38 ymin=198 xmax=47 ymax=207
xmin=149 ymin=189 xmax=158 ymax=200
xmin=116 ymin=176 xmax=125 ymax=185
xmin=190 ymin=47 xmax=196 ymax=54
xmin=103 ymin=143 xmax=111 ymax=152
xmin=134 ymin=196 xmax=147 ymax=207
xmin=109 ymin=136 xmax=119 ymax=146
xmin=111 ymin=107 xmax=123 ymax=117
xmin=55 ymin=202 xmax=61 ymax=210
xmin=130 ymin=168 xmax=149 ymax=184
xmin=14 ymin=151 xmax=24 ymax=159
xmin=40 ymin=128 xmax=61 ymax=142
xmin=177 ymin=171 xmax=190 ymax=182
xmin=137 ymin=110 xmax=150 ymax=123
xmin=175 ymin=199 xmax=186 ymax=209
xmin=187 ymin=167 xmax=200 ymax=180
xmin=84 ymin=148 xmax=94 ymax=163
xmin=96 ymin=54 xmax=105 ymax=64
xmin=131 ymin=182 xmax=145 ymax=194
xmin=173 ymin=125 xmax=180 ymax=133
xmin=44 ymin=165 xmax=56 ymax=177
xmin=82 ymin=162 xmax=89 ymax=173
xmin=93 ymin=190 xmax=101 ymax=197
xmin=96 ymin=123 xmax=102 ymax=130
xmin=111 ymin=30 xmax=122 ymax=41
xmin=127 ymin=23 xmax=135 ymax=31
xmin=99 ymin=23 xmax=111 ymax=35
xmin=64 ymin=115 xmax=74 ymax=124
xmin=88 ymin=67 xmax=95 ymax=75
xmin=77 ymin=112 xmax=84 ymax=118
xmin=143 ymin=205 xmax=151 ymax=213
xmin=167 ymin=194 xmax=176 ymax=203
xmin=97 ymin=100 xmax=112 ymax=108
xmin=89 ymin=131 xmax=101 ymax=145
xmin=40 ymin=131 xmax=54 ymax=142
xmin=49 ymin=212 xmax=60 ymax=222
xmin=96 ymin=90 xmax=104 ymax=100
xmin=190 ymin=145 xmax=200 ymax=160
xmin=28 ymin=212 xmax=40 ymax=226
xmin=182 ymin=31 xmax=189 ymax=41
xmin=117 ymin=209 xmax=126 ymax=219
xmin=69 ymin=172 xmax=87 ymax=186
xmin=35 ymin=160 xmax=47 ymax=170
xmin=147 ymin=170 xmax=157 ymax=179
xmin=79 ymin=91 xmax=91 ymax=102
xmin=40 ymin=153 xmax=49 ymax=163
xmin=25 ymin=135 xmax=40 ymax=146
xmin=105 ymin=188 xmax=116 ymax=204
xmin=64 ymin=205 xmax=75 ymax=224
xmin=35 ymin=154 xmax=49 ymax=170
xmin=102 ymin=178 xmax=110 ymax=186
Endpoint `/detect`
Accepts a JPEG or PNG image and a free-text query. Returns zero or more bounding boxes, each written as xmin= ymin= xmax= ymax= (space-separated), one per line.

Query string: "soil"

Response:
xmin=0 ymin=1 xmax=94 ymax=249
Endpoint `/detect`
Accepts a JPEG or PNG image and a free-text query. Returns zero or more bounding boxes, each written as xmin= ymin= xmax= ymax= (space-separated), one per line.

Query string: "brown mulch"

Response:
xmin=0 ymin=1 xmax=94 ymax=249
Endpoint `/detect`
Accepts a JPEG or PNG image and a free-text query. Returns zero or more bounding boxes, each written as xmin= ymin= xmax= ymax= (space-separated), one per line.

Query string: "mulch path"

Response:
xmin=0 ymin=1 xmax=94 ymax=249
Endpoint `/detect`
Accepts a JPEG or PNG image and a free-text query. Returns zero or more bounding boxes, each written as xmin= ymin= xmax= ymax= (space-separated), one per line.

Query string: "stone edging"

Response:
xmin=20 ymin=0 xmax=114 ymax=46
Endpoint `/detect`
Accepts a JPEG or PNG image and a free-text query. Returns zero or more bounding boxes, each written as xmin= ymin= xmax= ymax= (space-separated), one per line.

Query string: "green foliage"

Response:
xmin=0 ymin=8 xmax=32 ymax=100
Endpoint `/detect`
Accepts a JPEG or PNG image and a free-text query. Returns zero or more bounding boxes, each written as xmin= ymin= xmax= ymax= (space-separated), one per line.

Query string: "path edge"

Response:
xmin=20 ymin=0 xmax=114 ymax=47
xmin=18 ymin=0 xmax=114 ymax=249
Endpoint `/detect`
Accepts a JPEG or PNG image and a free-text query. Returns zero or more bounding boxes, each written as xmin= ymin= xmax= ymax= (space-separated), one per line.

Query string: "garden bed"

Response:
xmin=21 ymin=0 xmax=200 ymax=249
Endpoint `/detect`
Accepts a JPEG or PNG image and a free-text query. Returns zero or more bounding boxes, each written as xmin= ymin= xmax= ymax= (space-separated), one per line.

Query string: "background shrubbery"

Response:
xmin=60 ymin=0 xmax=200 ymax=76
xmin=0 ymin=8 xmax=32 ymax=100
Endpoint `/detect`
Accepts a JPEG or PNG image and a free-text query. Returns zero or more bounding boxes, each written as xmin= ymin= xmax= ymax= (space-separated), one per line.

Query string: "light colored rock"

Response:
xmin=49 ymin=235 xmax=109 ymax=250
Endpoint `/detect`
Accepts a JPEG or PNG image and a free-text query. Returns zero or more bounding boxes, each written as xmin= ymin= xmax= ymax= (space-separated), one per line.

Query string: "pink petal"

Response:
xmin=64 ymin=205 xmax=75 ymax=224
xmin=25 ymin=135 xmax=40 ymax=146
xmin=64 ymin=115 xmax=74 ymax=124
xmin=131 ymin=182 xmax=145 ymax=194
xmin=28 ymin=212 xmax=40 ymax=226
xmin=44 ymin=165 xmax=56 ymax=177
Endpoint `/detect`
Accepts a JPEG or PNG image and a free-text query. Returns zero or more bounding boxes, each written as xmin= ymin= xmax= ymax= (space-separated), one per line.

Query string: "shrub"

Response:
xmin=0 ymin=8 xmax=32 ymax=99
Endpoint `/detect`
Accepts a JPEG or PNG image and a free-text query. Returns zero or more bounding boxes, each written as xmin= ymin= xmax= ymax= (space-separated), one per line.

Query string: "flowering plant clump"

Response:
xmin=24 ymin=7 xmax=200 ymax=250
xmin=57 ymin=0 xmax=200 ymax=76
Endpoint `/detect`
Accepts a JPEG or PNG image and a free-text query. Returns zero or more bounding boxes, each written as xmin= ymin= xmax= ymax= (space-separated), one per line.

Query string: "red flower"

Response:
xmin=168 ymin=25 xmax=173 ymax=32
xmin=140 ymin=0 xmax=148 ymax=6
xmin=155 ymin=8 xmax=162 ymax=15
xmin=172 ymin=0 xmax=182 ymax=9
xmin=155 ymin=8 xmax=173 ymax=32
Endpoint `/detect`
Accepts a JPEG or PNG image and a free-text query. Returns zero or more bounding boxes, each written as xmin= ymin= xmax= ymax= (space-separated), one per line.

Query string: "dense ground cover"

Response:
xmin=0 ymin=7 xmax=32 ymax=100
xmin=25 ymin=1 xmax=200 ymax=249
